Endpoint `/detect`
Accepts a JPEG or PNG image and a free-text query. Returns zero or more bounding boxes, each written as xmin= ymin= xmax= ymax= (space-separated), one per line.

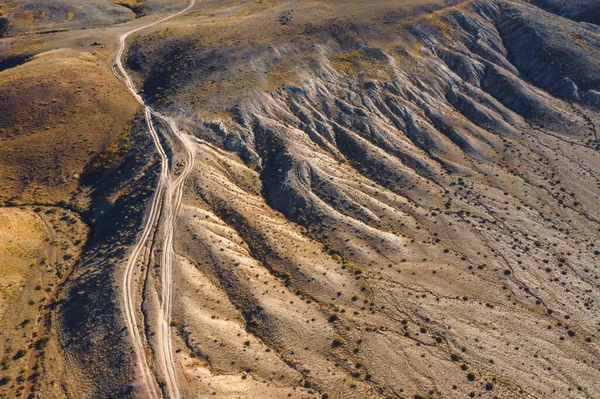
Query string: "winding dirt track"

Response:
xmin=113 ymin=1 xmax=196 ymax=397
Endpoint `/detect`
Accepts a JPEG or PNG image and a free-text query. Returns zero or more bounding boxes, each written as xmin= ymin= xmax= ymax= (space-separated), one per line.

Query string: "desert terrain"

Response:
xmin=0 ymin=0 xmax=599 ymax=398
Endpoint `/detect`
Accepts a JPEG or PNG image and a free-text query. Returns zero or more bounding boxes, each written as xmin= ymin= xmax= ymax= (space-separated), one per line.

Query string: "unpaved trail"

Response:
xmin=155 ymin=112 xmax=195 ymax=399
xmin=113 ymin=1 xmax=196 ymax=397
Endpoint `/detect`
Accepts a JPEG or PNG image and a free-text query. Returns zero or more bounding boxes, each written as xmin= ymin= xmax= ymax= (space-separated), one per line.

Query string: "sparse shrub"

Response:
xmin=332 ymin=336 xmax=345 ymax=348
xmin=13 ymin=349 xmax=27 ymax=360
xmin=34 ymin=336 xmax=49 ymax=350
xmin=0 ymin=18 xmax=9 ymax=38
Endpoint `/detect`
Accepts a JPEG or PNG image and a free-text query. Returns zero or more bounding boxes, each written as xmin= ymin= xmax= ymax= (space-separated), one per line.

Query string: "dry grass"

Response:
xmin=0 ymin=48 xmax=139 ymax=205
xmin=0 ymin=208 xmax=47 ymax=317
xmin=0 ymin=206 xmax=86 ymax=398
xmin=327 ymin=49 xmax=392 ymax=79
xmin=266 ymin=69 xmax=297 ymax=91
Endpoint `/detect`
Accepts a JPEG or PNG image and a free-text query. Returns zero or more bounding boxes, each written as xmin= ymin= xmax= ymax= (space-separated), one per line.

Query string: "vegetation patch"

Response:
xmin=110 ymin=0 xmax=147 ymax=17
xmin=328 ymin=48 xmax=391 ymax=79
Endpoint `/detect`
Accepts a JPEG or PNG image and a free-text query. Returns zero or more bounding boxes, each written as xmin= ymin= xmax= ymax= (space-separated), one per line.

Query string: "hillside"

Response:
xmin=0 ymin=0 xmax=599 ymax=398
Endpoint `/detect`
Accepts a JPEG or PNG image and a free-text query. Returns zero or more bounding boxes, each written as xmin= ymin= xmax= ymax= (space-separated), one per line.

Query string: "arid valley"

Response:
xmin=1 ymin=0 xmax=600 ymax=398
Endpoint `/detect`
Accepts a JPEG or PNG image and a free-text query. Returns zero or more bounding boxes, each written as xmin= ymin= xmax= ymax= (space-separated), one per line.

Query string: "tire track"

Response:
xmin=113 ymin=1 xmax=196 ymax=397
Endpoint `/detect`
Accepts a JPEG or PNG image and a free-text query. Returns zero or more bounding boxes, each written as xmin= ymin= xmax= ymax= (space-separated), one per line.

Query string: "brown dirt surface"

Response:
xmin=2 ymin=0 xmax=600 ymax=398
xmin=0 ymin=47 xmax=139 ymax=205
xmin=0 ymin=206 xmax=86 ymax=398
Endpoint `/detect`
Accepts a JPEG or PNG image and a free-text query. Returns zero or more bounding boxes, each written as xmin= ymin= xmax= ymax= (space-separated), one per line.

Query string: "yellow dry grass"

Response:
xmin=110 ymin=0 xmax=140 ymax=7
xmin=571 ymin=33 xmax=591 ymax=52
xmin=0 ymin=48 xmax=139 ymax=205
xmin=0 ymin=207 xmax=47 ymax=317
xmin=0 ymin=206 xmax=86 ymax=397
xmin=266 ymin=69 xmax=297 ymax=91
xmin=327 ymin=49 xmax=391 ymax=80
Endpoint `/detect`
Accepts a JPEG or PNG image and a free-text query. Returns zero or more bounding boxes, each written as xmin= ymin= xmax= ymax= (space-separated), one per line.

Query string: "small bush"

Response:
xmin=0 ymin=18 xmax=9 ymax=38
xmin=332 ymin=336 xmax=345 ymax=348
xmin=13 ymin=349 xmax=27 ymax=360
xmin=34 ymin=336 xmax=50 ymax=350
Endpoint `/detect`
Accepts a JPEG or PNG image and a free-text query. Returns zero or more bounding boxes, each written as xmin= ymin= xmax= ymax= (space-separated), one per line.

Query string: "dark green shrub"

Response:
xmin=13 ymin=349 xmax=27 ymax=360
xmin=332 ymin=336 xmax=345 ymax=348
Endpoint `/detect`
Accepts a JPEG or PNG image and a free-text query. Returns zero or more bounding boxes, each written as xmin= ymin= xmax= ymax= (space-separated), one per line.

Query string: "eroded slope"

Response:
xmin=122 ymin=0 xmax=600 ymax=398
xmin=1 ymin=0 xmax=600 ymax=398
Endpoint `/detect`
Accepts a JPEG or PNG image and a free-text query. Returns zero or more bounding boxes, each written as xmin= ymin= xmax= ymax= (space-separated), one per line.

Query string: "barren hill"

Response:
xmin=1 ymin=0 xmax=599 ymax=398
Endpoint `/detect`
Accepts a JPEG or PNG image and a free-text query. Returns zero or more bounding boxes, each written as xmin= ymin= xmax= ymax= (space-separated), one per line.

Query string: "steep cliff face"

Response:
xmin=111 ymin=0 xmax=600 ymax=398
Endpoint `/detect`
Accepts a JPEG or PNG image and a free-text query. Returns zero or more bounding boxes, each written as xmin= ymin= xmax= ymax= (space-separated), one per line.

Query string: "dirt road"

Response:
xmin=113 ymin=1 xmax=196 ymax=397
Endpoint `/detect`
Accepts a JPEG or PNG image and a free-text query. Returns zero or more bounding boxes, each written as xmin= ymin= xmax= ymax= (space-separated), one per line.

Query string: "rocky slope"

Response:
xmin=1 ymin=0 xmax=600 ymax=398
xmin=121 ymin=0 xmax=600 ymax=398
